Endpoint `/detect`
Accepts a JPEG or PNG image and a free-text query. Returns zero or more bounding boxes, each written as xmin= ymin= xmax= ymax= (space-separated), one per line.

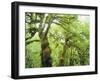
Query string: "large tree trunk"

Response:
xmin=38 ymin=14 xmax=54 ymax=67
xmin=41 ymin=38 xmax=52 ymax=67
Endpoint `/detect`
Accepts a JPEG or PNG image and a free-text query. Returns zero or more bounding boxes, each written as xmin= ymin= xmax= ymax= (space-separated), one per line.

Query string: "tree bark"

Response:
xmin=38 ymin=14 xmax=54 ymax=67
xmin=41 ymin=38 xmax=52 ymax=67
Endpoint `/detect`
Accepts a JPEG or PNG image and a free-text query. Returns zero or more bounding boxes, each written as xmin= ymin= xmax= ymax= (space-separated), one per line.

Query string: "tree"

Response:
xmin=25 ymin=13 xmax=56 ymax=67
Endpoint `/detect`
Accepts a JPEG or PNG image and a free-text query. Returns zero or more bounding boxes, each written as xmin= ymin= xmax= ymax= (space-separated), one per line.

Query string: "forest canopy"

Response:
xmin=25 ymin=12 xmax=90 ymax=68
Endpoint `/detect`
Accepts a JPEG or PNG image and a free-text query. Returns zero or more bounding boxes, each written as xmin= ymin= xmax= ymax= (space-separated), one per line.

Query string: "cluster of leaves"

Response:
xmin=25 ymin=12 xmax=90 ymax=68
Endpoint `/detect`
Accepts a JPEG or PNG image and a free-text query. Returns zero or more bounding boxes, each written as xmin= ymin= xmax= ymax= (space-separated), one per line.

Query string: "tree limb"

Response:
xmin=26 ymin=39 xmax=40 ymax=45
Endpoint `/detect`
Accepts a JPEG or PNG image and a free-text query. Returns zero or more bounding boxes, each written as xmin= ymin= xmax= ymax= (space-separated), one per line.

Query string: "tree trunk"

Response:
xmin=59 ymin=37 xmax=68 ymax=66
xmin=38 ymin=14 xmax=54 ymax=67
xmin=41 ymin=38 xmax=52 ymax=67
xmin=59 ymin=44 xmax=66 ymax=66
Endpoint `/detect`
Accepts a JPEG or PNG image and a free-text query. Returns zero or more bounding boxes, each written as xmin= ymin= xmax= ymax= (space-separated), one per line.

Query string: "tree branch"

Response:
xmin=43 ymin=15 xmax=55 ymax=39
xmin=26 ymin=40 xmax=40 ymax=45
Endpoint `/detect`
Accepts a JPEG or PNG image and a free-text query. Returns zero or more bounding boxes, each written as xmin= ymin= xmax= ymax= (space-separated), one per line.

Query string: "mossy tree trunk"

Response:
xmin=38 ymin=14 xmax=54 ymax=67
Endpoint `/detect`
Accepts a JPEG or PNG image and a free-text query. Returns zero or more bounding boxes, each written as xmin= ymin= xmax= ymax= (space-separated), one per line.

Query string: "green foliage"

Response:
xmin=25 ymin=12 xmax=90 ymax=68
